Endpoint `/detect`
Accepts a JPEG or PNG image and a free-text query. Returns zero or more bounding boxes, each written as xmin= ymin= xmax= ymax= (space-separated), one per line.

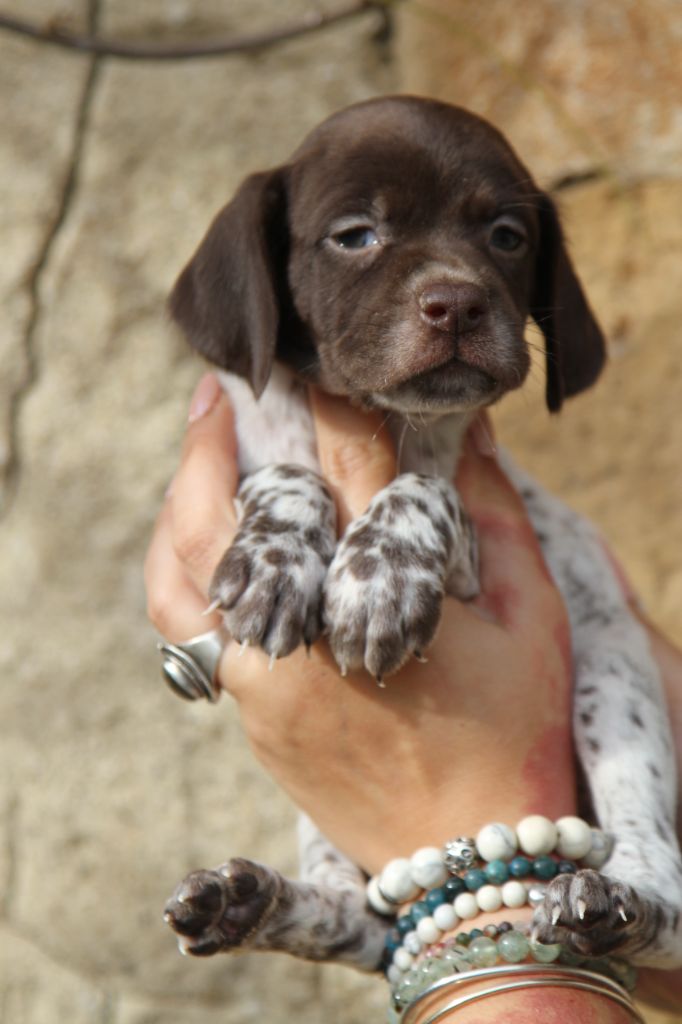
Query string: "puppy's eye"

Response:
xmin=331 ymin=226 xmax=380 ymax=250
xmin=489 ymin=222 xmax=527 ymax=253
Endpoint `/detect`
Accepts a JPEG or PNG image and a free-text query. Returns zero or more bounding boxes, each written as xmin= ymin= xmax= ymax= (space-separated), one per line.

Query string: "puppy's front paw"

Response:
xmin=164 ymin=858 xmax=279 ymax=956
xmin=534 ymin=869 xmax=643 ymax=957
xmin=210 ymin=465 xmax=336 ymax=659
xmin=325 ymin=555 xmax=442 ymax=680
xmin=324 ymin=474 xmax=474 ymax=680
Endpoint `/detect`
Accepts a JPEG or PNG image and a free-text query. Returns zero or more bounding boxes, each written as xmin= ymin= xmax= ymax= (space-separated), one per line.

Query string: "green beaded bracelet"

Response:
xmin=389 ymin=924 xmax=637 ymax=1012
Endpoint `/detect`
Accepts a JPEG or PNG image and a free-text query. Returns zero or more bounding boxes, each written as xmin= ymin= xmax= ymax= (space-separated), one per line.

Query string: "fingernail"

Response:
xmin=469 ymin=414 xmax=497 ymax=458
xmin=188 ymin=374 xmax=221 ymax=423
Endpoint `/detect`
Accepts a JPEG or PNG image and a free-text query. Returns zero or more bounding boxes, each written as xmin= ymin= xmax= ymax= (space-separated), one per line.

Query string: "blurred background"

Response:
xmin=1 ymin=2 xmax=680 ymax=1021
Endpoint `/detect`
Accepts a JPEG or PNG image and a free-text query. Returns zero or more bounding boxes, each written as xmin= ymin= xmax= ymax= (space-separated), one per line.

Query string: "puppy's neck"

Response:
xmin=387 ymin=412 xmax=473 ymax=480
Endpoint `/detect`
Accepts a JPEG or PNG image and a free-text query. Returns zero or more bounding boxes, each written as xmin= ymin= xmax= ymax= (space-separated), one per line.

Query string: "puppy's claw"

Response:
xmin=376 ymin=675 xmax=386 ymax=688
xmin=619 ymin=906 xmax=628 ymax=923
xmin=238 ymin=640 xmax=249 ymax=657
xmin=268 ymin=652 xmax=277 ymax=672
xmin=413 ymin=650 xmax=428 ymax=664
xmin=551 ymin=905 xmax=562 ymax=926
xmin=202 ymin=598 xmax=222 ymax=617
xmin=577 ymin=899 xmax=587 ymax=921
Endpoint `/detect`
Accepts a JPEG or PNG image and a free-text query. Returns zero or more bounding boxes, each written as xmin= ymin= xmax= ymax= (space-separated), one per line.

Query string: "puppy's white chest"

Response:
xmin=221 ymin=366 xmax=469 ymax=484
xmin=219 ymin=366 xmax=318 ymax=476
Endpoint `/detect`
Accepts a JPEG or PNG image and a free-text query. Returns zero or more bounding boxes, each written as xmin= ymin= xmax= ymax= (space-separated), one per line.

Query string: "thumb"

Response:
xmin=456 ymin=414 xmax=561 ymax=629
xmin=310 ymin=387 xmax=396 ymax=532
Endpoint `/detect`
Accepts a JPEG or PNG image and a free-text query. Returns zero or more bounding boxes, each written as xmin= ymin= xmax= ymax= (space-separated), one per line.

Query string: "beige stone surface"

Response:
xmin=0 ymin=1 xmax=680 ymax=1022
xmin=398 ymin=0 xmax=682 ymax=184
xmin=0 ymin=0 xmax=90 ymax=489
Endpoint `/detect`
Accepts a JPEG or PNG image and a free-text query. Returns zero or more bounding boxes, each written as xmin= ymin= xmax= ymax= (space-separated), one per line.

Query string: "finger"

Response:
xmin=145 ymin=498 xmax=222 ymax=641
xmin=309 ymin=387 xmax=396 ymax=531
xmin=456 ymin=414 xmax=563 ymax=628
xmin=171 ymin=375 xmax=240 ymax=595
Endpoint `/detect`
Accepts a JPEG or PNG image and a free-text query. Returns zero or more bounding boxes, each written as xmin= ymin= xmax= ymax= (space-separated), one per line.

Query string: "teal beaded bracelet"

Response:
xmin=381 ymin=858 xmax=579 ymax=971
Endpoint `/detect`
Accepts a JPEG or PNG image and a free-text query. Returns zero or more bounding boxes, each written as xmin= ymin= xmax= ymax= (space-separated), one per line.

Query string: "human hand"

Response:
xmin=145 ymin=374 xmax=576 ymax=873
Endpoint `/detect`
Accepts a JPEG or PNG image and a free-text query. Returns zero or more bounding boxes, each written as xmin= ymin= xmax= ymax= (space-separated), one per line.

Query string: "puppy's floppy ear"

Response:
xmin=530 ymin=194 xmax=606 ymax=412
xmin=169 ymin=169 xmax=288 ymax=397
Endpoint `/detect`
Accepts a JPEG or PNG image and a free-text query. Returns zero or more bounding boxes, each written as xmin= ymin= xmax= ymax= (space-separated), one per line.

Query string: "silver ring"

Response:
xmin=158 ymin=627 xmax=229 ymax=703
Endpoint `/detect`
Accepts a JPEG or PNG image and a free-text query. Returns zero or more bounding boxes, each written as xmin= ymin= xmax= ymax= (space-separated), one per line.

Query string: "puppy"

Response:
xmin=164 ymin=97 xmax=682 ymax=971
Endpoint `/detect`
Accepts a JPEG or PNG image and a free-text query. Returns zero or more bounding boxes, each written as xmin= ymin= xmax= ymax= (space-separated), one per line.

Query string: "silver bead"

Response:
xmin=443 ymin=836 xmax=477 ymax=873
xmin=527 ymin=883 xmax=548 ymax=907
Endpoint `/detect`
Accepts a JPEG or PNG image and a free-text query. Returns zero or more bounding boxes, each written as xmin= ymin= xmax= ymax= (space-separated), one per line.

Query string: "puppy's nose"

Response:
xmin=419 ymin=282 xmax=487 ymax=335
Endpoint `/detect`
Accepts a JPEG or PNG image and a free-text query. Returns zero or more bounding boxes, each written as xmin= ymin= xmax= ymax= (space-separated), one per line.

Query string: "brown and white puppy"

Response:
xmin=164 ymin=97 xmax=682 ymax=973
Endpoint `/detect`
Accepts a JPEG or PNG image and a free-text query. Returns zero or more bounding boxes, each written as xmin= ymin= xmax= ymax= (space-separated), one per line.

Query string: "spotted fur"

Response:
xmin=324 ymin=473 xmax=478 ymax=679
xmin=210 ymin=463 xmax=336 ymax=658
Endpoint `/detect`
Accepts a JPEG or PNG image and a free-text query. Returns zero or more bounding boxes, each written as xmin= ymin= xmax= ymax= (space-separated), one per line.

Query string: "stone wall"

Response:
xmin=1 ymin=2 xmax=679 ymax=1022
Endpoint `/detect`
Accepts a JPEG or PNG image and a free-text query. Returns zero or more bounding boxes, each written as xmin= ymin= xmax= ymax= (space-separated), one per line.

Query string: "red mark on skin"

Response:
xmin=479 ymin=578 xmax=523 ymax=623
xmin=472 ymin=514 xmax=556 ymax=623
xmin=468 ymin=987 xmax=626 ymax=1023
xmin=475 ymin=514 xmax=551 ymax=580
xmin=521 ymin=723 xmax=577 ymax=819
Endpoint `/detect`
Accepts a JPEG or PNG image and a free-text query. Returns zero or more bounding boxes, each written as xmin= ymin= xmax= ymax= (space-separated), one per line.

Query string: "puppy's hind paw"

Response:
xmin=164 ymin=858 xmax=279 ymax=957
xmin=533 ymin=869 xmax=644 ymax=958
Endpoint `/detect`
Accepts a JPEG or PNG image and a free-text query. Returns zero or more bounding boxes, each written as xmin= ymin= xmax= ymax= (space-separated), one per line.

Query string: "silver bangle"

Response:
xmin=158 ymin=626 xmax=229 ymax=702
xmin=401 ymin=964 xmax=644 ymax=1024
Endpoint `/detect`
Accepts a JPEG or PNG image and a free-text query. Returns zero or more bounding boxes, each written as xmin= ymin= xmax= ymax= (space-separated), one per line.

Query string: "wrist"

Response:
xmin=403 ymin=974 xmax=640 ymax=1024
xmin=367 ymin=816 xmax=633 ymax=1022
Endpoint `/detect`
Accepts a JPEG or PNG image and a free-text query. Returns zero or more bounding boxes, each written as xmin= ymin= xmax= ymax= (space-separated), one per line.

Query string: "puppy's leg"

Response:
xmin=164 ymin=849 xmax=388 ymax=969
xmin=323 ymin=474 xmax=478 ymax=680
xmin=507 ymin=457 xmax=682 ymax=967
xmin=211 ymin=463 xmax=336 ymax=659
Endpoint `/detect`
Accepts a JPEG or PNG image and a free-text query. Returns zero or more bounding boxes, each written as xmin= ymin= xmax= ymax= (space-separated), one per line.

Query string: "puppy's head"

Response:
xmin=170 ymin=96 xmax=605 ymax=414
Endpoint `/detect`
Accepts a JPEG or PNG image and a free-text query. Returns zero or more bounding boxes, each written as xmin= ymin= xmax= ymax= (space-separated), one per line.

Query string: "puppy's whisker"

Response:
xmin=371 ymin=411 xmax=393 ymax=443
xmin=396 ymin=420 xmax=410 ymax=472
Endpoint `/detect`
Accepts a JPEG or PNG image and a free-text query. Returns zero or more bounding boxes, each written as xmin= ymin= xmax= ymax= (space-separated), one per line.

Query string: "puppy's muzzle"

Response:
xmin=418 ymin=281 xmax=487 ymax=336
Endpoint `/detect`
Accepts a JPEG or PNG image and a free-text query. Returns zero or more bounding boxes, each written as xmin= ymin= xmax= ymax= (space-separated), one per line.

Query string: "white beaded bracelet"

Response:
xmin=386 ymin=881 xmax=547 ymax=975
xmin=368 ymin=815 xmax=612 ymax=915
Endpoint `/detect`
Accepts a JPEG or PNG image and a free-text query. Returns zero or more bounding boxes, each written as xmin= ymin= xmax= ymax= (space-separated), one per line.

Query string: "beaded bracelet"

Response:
xmin=381 ymin=864 xmax=577 ymax=973
xmin=387 ymin=920 xmax=637 ymax=1013
xmin=367 ymin=815 xmax=612 ymax=915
